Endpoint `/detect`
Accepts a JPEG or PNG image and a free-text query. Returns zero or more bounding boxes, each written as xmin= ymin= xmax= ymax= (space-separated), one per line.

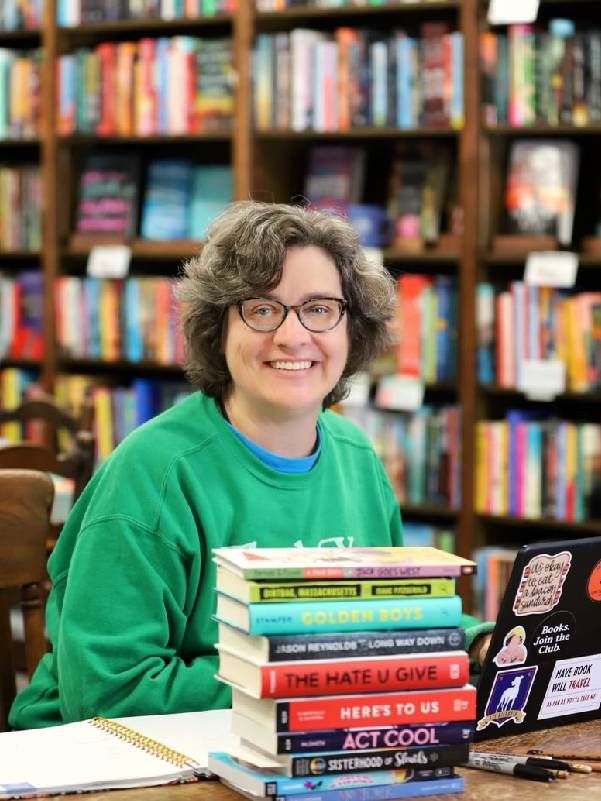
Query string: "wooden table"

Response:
xmin=78 ymin=720 xmax=601 ymax=801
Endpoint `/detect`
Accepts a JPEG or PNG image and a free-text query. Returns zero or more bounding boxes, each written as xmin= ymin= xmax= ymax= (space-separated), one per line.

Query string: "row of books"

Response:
xmin=74 ymin=156 xmax=232 ymax=241
xmin=0 ymin=49 xmax=41 ymax=139
xmin=55 ymin=276 xmax=184 ymax=366
xmin=208 ymin=545 xmax=476 ymax=801
xmin=343 ymin=405 xmax=461 ymax=510
xmin=57 ymin=0 xmax=236 ymax=25
xmin=0 ymin=367 xmax=36 ymax=441
xmin=472 ymin=546 xmax=517 ymax=622
xmin=255 ymin=1 xmax=427 ymax=8
xmin=54 ymin=373 xmax=190 ymax=460
xmin=481 ymin=21 xmax=601 ymax=128
xmin=253 ymin=24 xmax=463 ymax=132
xmin=474 ymin=415 xmax=601 ymax=523
xmin=393 ymin=274 xmax=457 ymax=382
xmin=0 ymin=270 xmax=43 ymax=360
xmin=476 ymin=282 xmax=601 ymax=393
xmin=0 ymin=0 xmax=41 ymax=30
xmin=0 ymin=166 xmax=41 ymax=251
xmin=57 ymin=36 xmax=233 ymax=136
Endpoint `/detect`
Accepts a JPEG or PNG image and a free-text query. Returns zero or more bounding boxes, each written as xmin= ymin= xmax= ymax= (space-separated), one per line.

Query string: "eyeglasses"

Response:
xmin=238 ymin=297 xmax=348 ymax=333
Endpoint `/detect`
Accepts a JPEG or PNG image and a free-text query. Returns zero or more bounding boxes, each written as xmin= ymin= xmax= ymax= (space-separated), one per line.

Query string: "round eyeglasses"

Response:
xmin=238 ymin=297 xmax=348 ymax=333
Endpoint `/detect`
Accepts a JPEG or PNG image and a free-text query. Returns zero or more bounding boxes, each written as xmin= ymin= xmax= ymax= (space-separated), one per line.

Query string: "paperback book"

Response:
xmin=216 ymin=567 xmax=455 ymax=603
xmin=212 ymin=547 xmax=476 ymax=580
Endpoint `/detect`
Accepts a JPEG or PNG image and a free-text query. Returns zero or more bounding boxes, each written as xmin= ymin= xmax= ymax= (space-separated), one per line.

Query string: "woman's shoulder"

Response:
xmin=320 ymin=408 xmax=375 ymax=451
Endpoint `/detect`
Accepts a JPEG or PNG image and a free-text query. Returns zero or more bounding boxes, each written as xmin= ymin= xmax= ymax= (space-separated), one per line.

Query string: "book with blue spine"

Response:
xmin=215 ymin=593 xmax=462 ymax=635
xmin=207 ymin=751 xmax=458 ymax=797
xmin=268 ymin=776 xmax=465 ymax=801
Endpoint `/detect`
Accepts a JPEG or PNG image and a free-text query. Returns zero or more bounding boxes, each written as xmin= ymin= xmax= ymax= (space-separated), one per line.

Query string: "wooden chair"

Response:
xmin=0 ymin=469 xmax=55 ymax=731
xmin=0 ymin=392 xmax=95 ymax=503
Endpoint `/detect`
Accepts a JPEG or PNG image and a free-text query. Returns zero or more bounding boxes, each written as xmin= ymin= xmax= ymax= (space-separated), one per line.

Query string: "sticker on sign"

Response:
xmin=525 ymin=251 xmax=578 ymax=288
xmin=87 ymin=245 xmax=132 ymax=278
xmin=517 ymin=358 xmax=566 ymax=401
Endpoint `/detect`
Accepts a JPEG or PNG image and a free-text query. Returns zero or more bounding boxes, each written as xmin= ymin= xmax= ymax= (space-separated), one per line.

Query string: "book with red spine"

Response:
xmin=217 ymin=650 xmax=469 ymax=698
xmin=232 ymin=685 xmax=476 ymax=733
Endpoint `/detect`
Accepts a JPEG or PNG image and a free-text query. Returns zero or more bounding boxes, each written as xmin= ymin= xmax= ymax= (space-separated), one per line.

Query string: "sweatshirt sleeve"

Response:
xmin=55 ymin=516 xmax=230 ymax=722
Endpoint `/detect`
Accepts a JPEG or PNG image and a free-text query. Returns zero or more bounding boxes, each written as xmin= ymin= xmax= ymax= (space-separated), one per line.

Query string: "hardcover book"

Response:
xmin=216 ymin=566 xmax=455 ymax=603
xmin=217 ymin=623 xmax=466 ymax=664
xmin=232 ymin=685 xmax=477 ymax=732
xmin=215 ymin=593 xmax=462 ymax=635
xmin=212 ymin=547 xmax=476 ymax=580
xmin=74 ymin=154 xmax=140 ymax=239
xmin=230 ymin=713 xmax=474 ymax=755
xmin=216 ymin=649 xmax=469 ymax=698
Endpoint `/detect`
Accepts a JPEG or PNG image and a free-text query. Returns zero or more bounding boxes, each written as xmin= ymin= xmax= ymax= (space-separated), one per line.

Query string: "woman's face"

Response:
xmin=224 ymin=245 xmax=350 ymax=425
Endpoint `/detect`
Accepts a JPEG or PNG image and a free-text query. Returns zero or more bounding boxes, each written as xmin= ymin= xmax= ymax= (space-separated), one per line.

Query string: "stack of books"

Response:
xmin=208 ymin=546 xmax=477 ymax=801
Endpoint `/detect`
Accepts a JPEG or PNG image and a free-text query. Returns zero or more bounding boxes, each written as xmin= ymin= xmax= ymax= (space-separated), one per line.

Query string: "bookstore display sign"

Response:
xmin=487 ymin=0 xmax=539 ymax=25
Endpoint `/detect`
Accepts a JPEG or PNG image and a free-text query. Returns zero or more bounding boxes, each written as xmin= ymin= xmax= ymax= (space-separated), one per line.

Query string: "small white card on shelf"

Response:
xmin=375 ymin=375 xmax=425 ymax=411
xmin=87 ymin=245 xmax=132 ymax=278
xmin=488 ymin=0 xmax=539 ymax=25
xmin=340 ymin=372 xmax=371 ymax=408
xmin=524 ymin=251 xmax=578 ymax=288
xmin=363 ymin=247 xmax=384 ymax=268
xmin=518 ymin=358 xmax=566 ymax=401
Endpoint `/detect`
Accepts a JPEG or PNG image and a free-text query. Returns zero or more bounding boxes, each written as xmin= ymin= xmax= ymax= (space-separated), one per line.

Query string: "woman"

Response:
xmin=11 ymin=201 xmax=491 ymax=729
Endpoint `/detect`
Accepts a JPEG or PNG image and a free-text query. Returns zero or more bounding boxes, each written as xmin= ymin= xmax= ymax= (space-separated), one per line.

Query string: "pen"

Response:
xmin=465 ymin=753 xmax=555 ymax=782
xmin=473 ymin=751 xmax=570 ymax=776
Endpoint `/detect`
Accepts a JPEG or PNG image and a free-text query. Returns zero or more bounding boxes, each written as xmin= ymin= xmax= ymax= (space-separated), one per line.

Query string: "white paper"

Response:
xmin=87 ymin=245 xmax=131 ymax=278
xmin=375 ymin=375 xmax=424 ymax=411
xmin=538 ymin=654 xmax=601 ymax=719
xmin=524 ymin=251 xmax=578 ymax=288
xmin=518 ymin=358 xmax=566 ymax=401
xmin=488 ymin=0 xmax=539 ymax=25
xmin=0 ymin=710 xmax=233 ymax=797
xmin=341 ymin=372 xmax=371 ymax=408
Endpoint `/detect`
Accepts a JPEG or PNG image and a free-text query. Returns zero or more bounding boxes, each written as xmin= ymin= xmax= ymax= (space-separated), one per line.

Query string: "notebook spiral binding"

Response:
xmin=89 ymin=716 xmax=201 ymax=773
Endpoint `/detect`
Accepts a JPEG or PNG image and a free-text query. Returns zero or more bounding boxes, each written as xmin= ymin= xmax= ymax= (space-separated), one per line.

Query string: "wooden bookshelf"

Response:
xmin=3 ymin=1 xmax=601 ymax=614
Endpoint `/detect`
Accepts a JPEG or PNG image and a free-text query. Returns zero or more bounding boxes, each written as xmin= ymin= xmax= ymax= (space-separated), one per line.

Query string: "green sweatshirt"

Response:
xmin=10 ymin=392 xmax=488 ymax=729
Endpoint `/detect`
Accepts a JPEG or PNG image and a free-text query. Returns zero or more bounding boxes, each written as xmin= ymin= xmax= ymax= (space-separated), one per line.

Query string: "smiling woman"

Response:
xmin=10 ymin=201 xmax=408 ymax=731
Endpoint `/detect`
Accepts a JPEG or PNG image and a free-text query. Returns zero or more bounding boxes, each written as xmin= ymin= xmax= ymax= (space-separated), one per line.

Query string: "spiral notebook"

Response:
xmin=0 ymin=709 xmax=233 ymax=798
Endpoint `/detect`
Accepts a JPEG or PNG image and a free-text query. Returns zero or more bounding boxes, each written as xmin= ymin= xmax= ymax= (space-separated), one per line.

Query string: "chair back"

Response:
xmin=0 ymin=469 xmax=54 ymax=731
xmin=0 ymin=393 xmax=94 ymax=501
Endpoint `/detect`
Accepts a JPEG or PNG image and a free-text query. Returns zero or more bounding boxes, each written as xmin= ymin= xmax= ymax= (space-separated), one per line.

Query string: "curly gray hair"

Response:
xmin=175 ymin=200 xmax=395 ymax=407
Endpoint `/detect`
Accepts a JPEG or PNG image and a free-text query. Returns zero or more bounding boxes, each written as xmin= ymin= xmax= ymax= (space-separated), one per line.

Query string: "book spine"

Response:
xmin=245 ymin=596 xmax=461 ymax=635
xmin=266 ymin=766 xmax=455 ymax=797
xmin=282 ymin=743 xmax=469 ymax=778
xmin=234 ymin=564 xmax=471 ymax=580
xmin=254 ymin=652 xmax=468 ymax=697
xmin=273 ymin=776 xmax=464 ymax=801
xmin=274 ymin=685 xmax=476 ymax=732
xmin=245 ymin=577 xmax=455 ymax=603
xmin=272 ymin=721 xmax=474 ymax=754
xmin=266 ymin=627 xmax=466 ymax=662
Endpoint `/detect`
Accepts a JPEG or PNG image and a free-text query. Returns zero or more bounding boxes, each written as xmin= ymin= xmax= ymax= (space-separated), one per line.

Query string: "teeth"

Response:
xmin=271 ymin=361 xmax=312 ymax=370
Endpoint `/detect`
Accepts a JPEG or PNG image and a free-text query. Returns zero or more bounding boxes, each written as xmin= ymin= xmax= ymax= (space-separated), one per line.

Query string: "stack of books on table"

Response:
xmin=207 ymin=546 xmax=477 ymax=801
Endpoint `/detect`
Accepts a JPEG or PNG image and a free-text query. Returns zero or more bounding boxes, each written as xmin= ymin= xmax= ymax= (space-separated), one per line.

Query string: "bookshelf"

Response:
xmin=2 ymin=1 xmax=601 ymax=613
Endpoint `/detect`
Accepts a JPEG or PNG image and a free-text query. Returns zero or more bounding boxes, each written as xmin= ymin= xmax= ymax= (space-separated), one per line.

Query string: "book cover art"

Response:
xmin=217 ymin=649 xmax=469 ymax=698
xmin=212 ymin=547 xmax=476 ymax=580
xmin=504 ymin=139 xmax=579 ymax=245
xmin=74 ymin=154 xmax=140 ymax=239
